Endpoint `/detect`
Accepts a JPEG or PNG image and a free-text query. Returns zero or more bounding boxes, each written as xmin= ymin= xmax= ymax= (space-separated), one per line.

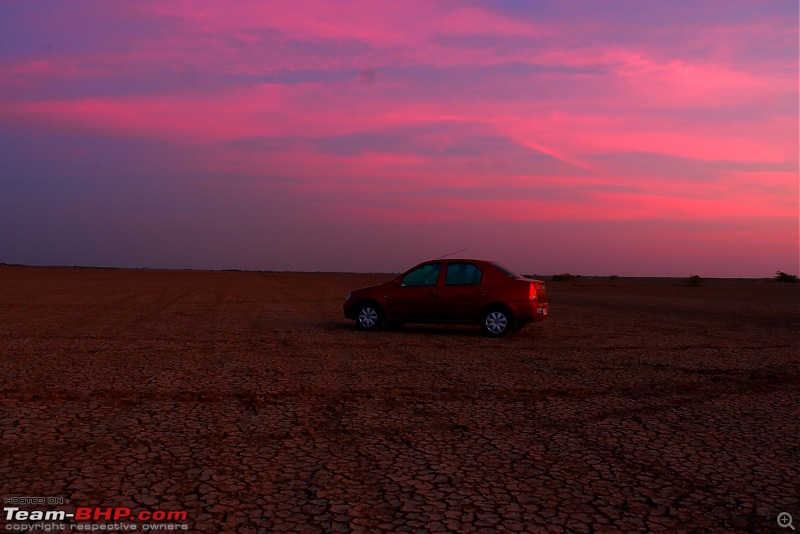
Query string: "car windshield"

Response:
xmin=491 ymin=263 xmax=522 ymax=279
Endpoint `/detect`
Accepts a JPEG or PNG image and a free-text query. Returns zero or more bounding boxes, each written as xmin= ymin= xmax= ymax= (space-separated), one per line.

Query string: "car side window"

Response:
xmin=445 ymin=262 xmax=482 ymax=285
xmin=401 ymin=263 xmax=442 ymax=287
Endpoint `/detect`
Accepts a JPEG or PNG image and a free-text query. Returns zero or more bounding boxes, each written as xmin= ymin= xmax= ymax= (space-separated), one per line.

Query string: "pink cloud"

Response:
xmin=1 ymin=0 xmax=796 ymax=274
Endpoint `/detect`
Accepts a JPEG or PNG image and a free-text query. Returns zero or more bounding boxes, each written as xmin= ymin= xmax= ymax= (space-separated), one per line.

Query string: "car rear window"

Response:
xmin=491 ymin=263 xmax=522 ymax=279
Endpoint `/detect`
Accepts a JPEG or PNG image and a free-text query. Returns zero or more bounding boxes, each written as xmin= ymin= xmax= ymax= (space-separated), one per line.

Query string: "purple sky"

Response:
xmin=1 ymin=1 xmax=797 ymax=276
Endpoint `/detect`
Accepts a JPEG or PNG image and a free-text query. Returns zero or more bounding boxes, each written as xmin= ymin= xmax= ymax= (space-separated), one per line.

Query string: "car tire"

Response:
xmin=355 ymin=302 xmax=384 ymax=331
xmin=482 ymin=307 xmax=512 ymax=337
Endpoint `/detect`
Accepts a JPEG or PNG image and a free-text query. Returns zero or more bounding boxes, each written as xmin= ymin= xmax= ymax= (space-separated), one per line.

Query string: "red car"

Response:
xmin=343 ymin=259 xmax=548 ymax=337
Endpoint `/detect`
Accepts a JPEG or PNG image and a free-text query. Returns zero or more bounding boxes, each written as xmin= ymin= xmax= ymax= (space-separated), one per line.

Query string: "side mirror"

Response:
xmin=392 ymin=279 xmax=401 ymax=287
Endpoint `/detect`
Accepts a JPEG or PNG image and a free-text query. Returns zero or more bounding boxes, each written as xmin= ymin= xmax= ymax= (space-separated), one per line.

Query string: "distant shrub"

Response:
xmin=608 ymin=275 xmax=619 ymax=281
xmin=686 ymin=274 xmax=704 ymax=287
xmin=774 ymin=271 xmax=798 ymax=283
xmin=551 ymin=273 xmax=576 ymax=282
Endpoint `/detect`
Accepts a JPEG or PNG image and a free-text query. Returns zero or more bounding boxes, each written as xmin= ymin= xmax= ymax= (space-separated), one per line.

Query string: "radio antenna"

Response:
xmin=433 ymin=248 xmax=466 ymax=260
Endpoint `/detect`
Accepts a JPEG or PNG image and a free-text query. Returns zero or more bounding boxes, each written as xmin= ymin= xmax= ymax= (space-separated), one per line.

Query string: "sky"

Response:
xmin=0 ymin=1 xmax=797 ymax=277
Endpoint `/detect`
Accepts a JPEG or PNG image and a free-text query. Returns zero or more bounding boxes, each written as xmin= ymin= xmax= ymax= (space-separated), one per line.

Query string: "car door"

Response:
xmin=385 ymin=262 xmax=443 ymax=320
xmin=436 ymin=262 xmax=486 ymax=320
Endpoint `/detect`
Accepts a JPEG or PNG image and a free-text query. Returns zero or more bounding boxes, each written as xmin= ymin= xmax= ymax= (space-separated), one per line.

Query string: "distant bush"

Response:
xmin=551 ymin=273 xmax=577 ymax=282
xmin=774 ymin=271 xmax=798 ymax=283
xmin=686 ymin=274 xmax=704 ymax=287
xmin=608 ymin=275 xmax=619 ymax=281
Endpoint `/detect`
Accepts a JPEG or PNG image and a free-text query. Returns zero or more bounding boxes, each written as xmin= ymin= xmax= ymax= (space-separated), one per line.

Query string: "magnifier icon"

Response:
xmin=778 ymin=512 xmax=795 ymax=530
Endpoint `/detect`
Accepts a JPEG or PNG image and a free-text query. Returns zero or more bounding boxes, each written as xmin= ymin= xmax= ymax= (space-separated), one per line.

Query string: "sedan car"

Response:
xmin=343 ymin=259 xmax=548 ymax=337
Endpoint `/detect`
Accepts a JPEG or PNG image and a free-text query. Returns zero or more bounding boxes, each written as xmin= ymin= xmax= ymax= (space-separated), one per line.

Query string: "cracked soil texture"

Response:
xmin=1 ymin=267 xmax=798 ymax=533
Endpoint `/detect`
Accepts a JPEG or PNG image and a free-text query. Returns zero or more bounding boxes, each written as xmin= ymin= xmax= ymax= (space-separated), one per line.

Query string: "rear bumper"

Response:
xmin=511 ymin=300 xmax=549 ymax=323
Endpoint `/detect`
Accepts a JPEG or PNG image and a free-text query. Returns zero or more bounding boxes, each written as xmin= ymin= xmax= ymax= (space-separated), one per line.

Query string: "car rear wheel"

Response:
xmin=356 ymin=302 xmax=383 ymax=331
xmin=482 ymin=307 xmax=511 ymax=337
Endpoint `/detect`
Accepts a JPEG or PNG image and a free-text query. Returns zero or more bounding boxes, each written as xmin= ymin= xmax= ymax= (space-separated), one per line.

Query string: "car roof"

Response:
xmin=423 ymin=258 xmax=494 ymax=264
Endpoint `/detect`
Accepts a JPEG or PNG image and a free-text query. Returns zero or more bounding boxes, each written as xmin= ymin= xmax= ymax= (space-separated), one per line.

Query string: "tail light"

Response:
xmin=529 ymin=282 xmax=546 ymax=301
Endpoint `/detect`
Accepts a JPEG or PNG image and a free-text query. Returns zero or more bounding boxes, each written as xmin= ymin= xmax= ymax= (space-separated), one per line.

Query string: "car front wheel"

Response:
xmin=356 ymin=303 xmax=383 ymax=331
xmin=482 ymin=307 xmax=512 ymax=337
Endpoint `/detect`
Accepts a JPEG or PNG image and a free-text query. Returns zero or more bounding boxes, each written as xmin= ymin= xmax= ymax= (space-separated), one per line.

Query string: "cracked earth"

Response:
xmin=1 ymin=267 xmax=798 ymax=532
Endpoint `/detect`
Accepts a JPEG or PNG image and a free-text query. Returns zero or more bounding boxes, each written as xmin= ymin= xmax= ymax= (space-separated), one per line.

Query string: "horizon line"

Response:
xmin=1 ymin=262 xmax=796 ymax=281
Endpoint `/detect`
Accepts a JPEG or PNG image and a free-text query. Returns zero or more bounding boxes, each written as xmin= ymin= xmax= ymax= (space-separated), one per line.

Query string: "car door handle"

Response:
xmin=475 ymin=291 xmax=486 ymax=296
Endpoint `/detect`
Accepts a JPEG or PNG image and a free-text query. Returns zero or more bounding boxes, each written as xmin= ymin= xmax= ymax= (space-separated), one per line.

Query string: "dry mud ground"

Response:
xmin=1 ymin=267 xmax=798 ymax=533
